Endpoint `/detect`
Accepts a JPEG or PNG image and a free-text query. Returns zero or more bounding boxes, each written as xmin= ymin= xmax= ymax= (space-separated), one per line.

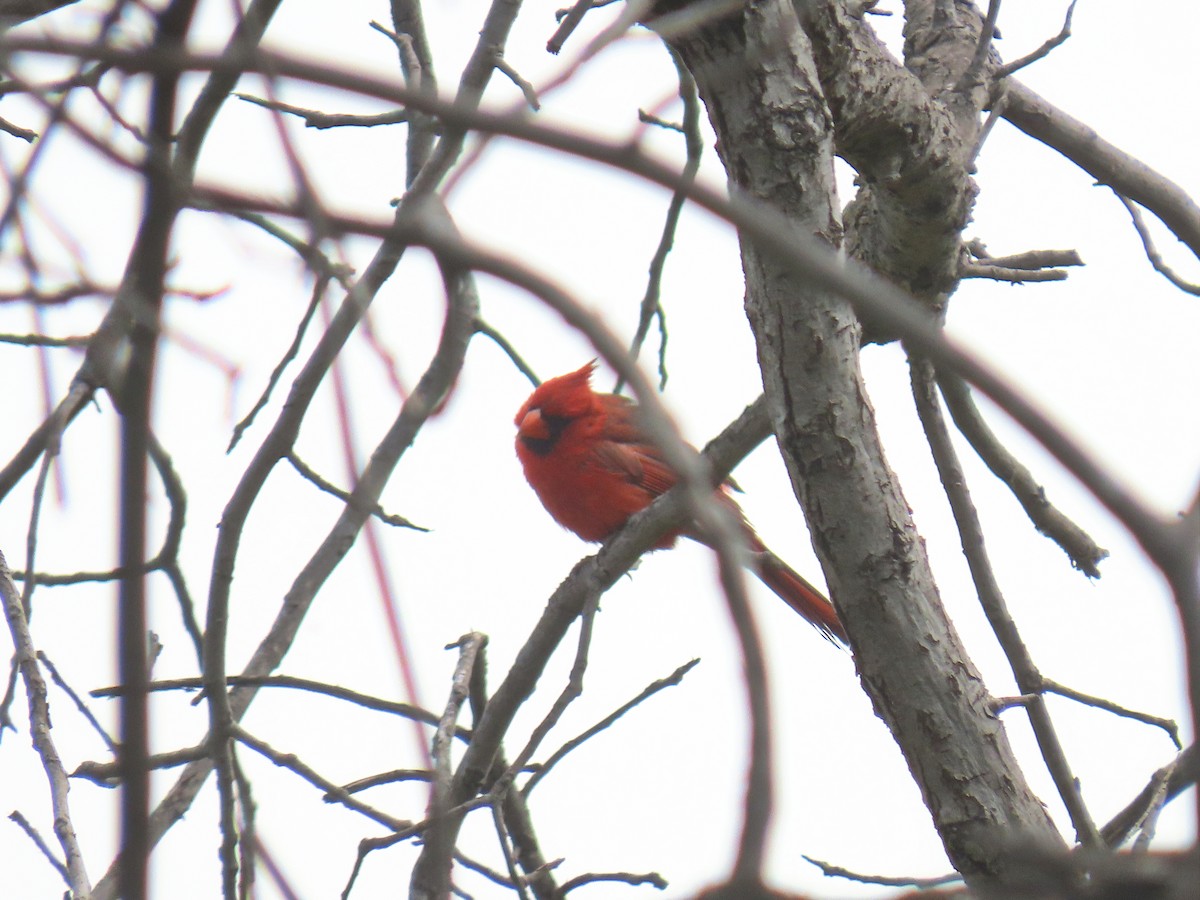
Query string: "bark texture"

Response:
xmin=655 ymin=0 xmax=1064 ymax=882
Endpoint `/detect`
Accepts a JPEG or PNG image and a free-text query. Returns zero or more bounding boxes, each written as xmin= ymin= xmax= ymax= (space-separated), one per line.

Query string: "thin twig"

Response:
xmin=971 ymin=88 xmax=1008 ymax=168
xmin=37 ymin=652 xmax=118 ymax=754
xmin=1130 ymin=760 xmax=1171 ymax=852
xmin=233 ymin=725 xmax=410 ymax=832
xmin=334 ymin=769 xmax=432 ymax=798
xmin=490 ymin=801 xmax=532 ymax=900
xmin=8 ymin=811 xmax=70 ymax=885
xmin=496 ymin=592 xmax=602 ymax=792
xmin=1112 ymin=191 xmax=1200 ymax=296
xmin=1043 ymin=678 xmax=1181 ymax=748
xmin=1101 ymin=744 xmax=1197 ymax=847
xmin=960 ymin=263 xmax=1068 ymax=282
xmin=227 ymin=273 xmax=331 ymax=452
xmin=637 ymin=110 xmax=683 ymax=132
xmin=990 ymin=693 xmax=1038 ymax=713
xmin=937 ymin=371 xmax=1107 ymax=577
xmin=954 ymin=0 xmax=1001 ymax=94
xmin=494 ymin=58 xmax=540 ymax=110
xmin=0 ymin=550 xmax=92 ymax=896
xmin=73 ymin=745 xmax=209 ymax=787
xmin=91 ymin=674 xmax=456 ymax=731
xmin=474 ymin=318 xmax=539 ymax=386
xmin=139 ymin=433 xmax=204 ymax=665
xmin=341 ymin=794 xmax=496 ymax=898
xmin=523 ymin=659 xmax=700 ymax=795
xmin=451 ymin=848 xmax=541 ymax=891
xmin=232 ymin=750 xmax=258 ymax=900
xmin=960 ymin=244 xmax=1083 ymax=282
xmin=286 ymin=453 xmax=429 ymax=530
xmin=992 ymin=0 xmax=1077 ymax=81
xmin=13 ymin=562 xmax=162 ymax=586
xmin=234 ymin=92 xmax=411 ymax=129
xmin=20 ymin=415 xmax=60 ymax=618
xmin=555 ymin=870 xmax=669 ymax=894
xmin=802 ymin=855 xmax=960 ymax=889
xmin=624 ymin=45 xmax=701 ymax=391
xmin=0 ymin=331 xmax=91 ymax=346
xmin=967 ymin=245 xmax=1084 ymax=270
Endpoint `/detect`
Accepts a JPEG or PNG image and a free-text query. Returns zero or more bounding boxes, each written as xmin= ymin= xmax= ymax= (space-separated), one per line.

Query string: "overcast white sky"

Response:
xmin=1 ymin=2 xmax=1197 ymax=898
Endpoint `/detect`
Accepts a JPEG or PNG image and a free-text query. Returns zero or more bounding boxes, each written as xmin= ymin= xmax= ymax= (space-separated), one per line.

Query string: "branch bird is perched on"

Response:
xmin=514 ymin=363 xmax=846 ymax=644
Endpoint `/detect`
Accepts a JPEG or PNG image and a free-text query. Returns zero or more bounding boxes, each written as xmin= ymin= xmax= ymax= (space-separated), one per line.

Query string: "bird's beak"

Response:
xmin=517 ymin=408 xmax=549 ymax=441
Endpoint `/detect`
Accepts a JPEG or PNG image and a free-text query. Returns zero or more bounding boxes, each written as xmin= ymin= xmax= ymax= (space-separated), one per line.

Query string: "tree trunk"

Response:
xmin=655 ymin=0 xmax=1064 ymax=882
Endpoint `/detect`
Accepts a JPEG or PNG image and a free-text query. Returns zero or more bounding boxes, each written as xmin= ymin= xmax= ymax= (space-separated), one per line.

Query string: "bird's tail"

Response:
xmin=747 ymin=537 xmax=847 ymax=645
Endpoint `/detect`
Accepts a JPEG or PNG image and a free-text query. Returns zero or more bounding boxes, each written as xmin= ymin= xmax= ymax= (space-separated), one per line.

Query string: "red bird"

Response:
xmin=514 ymin=363 xmax=847 ymax=643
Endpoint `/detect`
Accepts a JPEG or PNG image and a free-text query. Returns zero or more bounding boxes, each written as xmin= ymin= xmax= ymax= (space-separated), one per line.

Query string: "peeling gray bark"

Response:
xmin=653 ymin=0 xmax=1064 ymax=882
xmin=803 ymin=0 xmax=982 ymax=331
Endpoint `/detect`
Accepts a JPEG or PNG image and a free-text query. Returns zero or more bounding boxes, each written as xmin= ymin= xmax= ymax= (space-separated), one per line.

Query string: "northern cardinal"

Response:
xmin=514 ymin=363 xmax=846 ymax=643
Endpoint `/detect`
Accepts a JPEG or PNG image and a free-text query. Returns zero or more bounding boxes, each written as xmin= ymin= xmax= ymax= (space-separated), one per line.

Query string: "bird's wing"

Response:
xmin=591 ymin=394 xmax=679 ymax=498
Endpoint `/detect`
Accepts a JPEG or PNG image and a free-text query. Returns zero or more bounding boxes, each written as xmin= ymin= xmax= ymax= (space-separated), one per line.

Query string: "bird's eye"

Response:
xmin=519 ymin=409 xmax=571 ymax=456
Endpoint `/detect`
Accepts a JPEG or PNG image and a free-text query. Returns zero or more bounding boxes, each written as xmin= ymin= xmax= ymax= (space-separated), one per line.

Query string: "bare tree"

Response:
xmin=0 ymin=1 xmax=1195 ymax=899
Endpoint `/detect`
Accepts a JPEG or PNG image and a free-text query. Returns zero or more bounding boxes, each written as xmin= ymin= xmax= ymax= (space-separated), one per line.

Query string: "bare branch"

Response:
xmin=1043 ymin=678 xmax=1181 ymax=748
xmin=1003 ymin=79 xmax=1200 ymax=260
xmin=92 ymin=674 xmax=454 ymax=731
xmin=1112 ymin=191 xmax=1200 ymax=296
xmin=992 ymin=0 xmax=1078 ymax=81
xmin=0 ymin=549 xmax=92 ymax=896
xmin=801 ymin=855 xmax=960 ymax=889
xmin=232 ymin=725 xmax=411 ymax=832
xmin=73 ymin=745 xmax=208 ymax=787
xmin=0 ymin=331 xmax=91 ymax=346
xmin=286 ymin=453 xmax=429 ymax=530
xmin=0 ymin=114 xmax=37 ymax=140
xmin=234 ymin=92 xmax=411 ymax=129
xmin=625 ymin=45 xmax=701 ymax=391
xmin=960 ymin=263 xmax=1067 ymax=283
xmin=37 ymin=652 xmax=117 ymax=754
xmin=336 ymin=769 xmax=432 ymax=797
xmin=8 ymin=811 xmax=70 ymax=886
xmin=226 ymin=272 xmax=330 ymax=451
xmin=474 ymin=317 xmax=540 ymax=386
xmin=494 ymin=58 xmax=540 ymax=111
xmin=547 ymin=0 xmax=596 ymax=55
xmin=2 ymin=30 xmax=1190 ymax=897
xmin=937 ymin=371 xmax=1108 ymax=578
xmin=954 ymin=0 xmax=1001 ymax=94
xmin=462 ymin=631 xmax=557 ymax=899
xmin=911 ymin=356 xmax=1101 ymax=847
xmin=523 ymin=659 xmax=700 ymax=795
xmin=990 ymin=693 xmax=1039 ymax=713
xmin=968 ymin=245 xmax=1085 ymax=270
xmin=959 ymin=244 xmax=1084 ymax=283
xmin=0 ymin=37 xmax=1178 ymax=565
xmin=556 ymin=870 xmax=669 ymax=894
xmin=489 ymin=802 xmax=532 ymax=900
xmin=494 ymin=592 xmax=601 ymax=796
xmin=1102 ymin=744 xmax=1198 ymax=848
xmin=424 ymin=633 xmax=489 ymax=888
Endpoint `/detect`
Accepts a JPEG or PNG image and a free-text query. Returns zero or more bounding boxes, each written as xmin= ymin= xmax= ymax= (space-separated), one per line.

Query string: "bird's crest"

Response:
xmin=515 ymin=361 xmax=597 ymax=423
